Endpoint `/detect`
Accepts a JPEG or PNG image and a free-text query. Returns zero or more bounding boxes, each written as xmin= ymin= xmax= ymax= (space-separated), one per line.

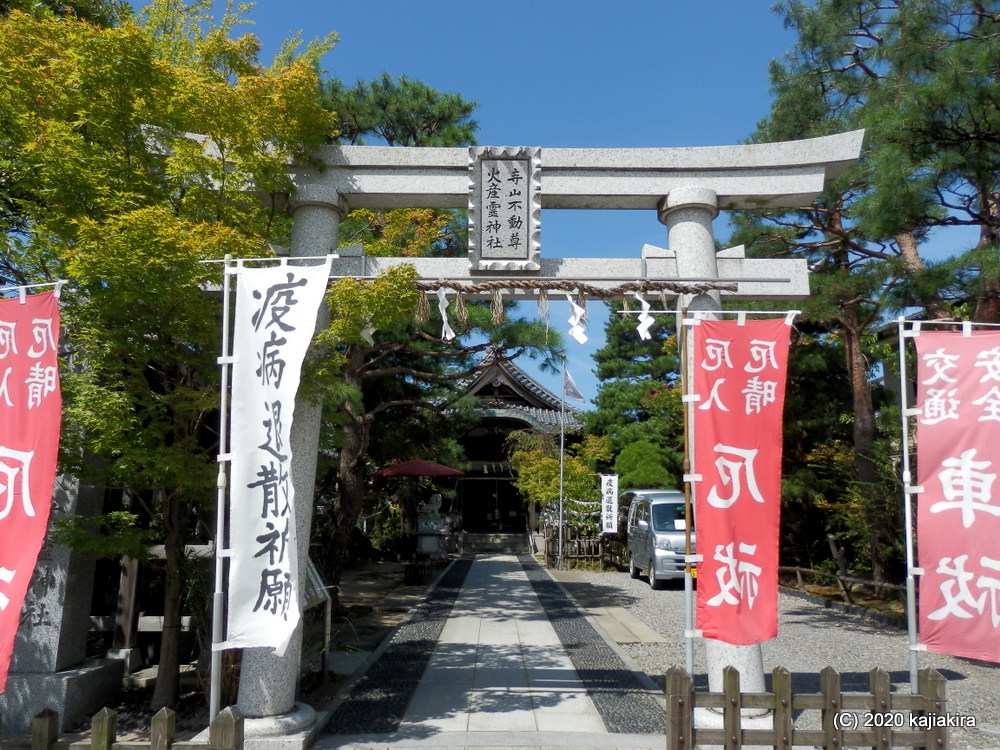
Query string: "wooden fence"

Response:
xmin=12 ymin=706 xmax=242 ymax=750
xmin=667 ymin=665 xmax=949 ymax=749
xmin=780 ymin=565 xmax=906 ymax=607
xmin=541 ymin=525 xmax=627 ymax=569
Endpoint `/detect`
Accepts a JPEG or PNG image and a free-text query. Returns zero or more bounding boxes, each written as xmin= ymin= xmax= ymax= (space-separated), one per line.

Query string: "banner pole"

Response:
xmin=558 ymin=357 xmax=566 ymax=570
xmin=679 ymin=307 xmax=695 ymax=677
xmin=897 ymin=317 xmax=920 ymax=692
xmin=209 ymin=256 xmax=235 ymax=719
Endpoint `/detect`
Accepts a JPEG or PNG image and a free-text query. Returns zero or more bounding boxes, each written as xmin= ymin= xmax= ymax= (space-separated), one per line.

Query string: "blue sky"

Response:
xmin=230 ymin=1 xmax=800 ymax=403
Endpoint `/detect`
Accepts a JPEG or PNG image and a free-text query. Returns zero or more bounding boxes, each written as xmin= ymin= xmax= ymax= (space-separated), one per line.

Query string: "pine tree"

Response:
xmin=585 ymin=303 xmax=683 ymax=489
xmin=731 ymin=0 xmax=1000 ymax=580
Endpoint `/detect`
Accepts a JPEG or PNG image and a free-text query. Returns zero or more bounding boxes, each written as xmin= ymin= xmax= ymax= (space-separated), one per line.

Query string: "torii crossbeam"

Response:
xmin=289 ymin=130 xmax=863 ymax=304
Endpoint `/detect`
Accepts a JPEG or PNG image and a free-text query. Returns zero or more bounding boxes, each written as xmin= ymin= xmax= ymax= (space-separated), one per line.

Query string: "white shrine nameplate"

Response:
xmin=468 ymin=146 xmax=541 ymax=272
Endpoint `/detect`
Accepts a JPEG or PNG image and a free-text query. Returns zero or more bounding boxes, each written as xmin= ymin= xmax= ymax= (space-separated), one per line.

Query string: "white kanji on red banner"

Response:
xmin=915 ymin=331 xmax=1000 ymax=663
xmin=693 ymin=318 xmax=791 ymax=645
xmin=0 ymin=291 xmax=62 ymax=691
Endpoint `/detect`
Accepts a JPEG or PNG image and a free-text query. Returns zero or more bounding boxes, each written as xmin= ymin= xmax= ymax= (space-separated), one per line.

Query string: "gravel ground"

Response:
xmin=322 ymin=557 xmax=473 ymax=734
xmin=565 ymin=568 xmax=1000 ymax=749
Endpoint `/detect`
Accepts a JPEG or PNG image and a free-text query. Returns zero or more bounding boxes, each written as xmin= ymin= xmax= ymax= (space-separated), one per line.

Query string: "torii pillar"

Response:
xmin=235 ymin=131 xmax=865 ymax=739
xmin=235 ymin=184 xmax=346 ymax=733
xmin=659 ymin=186 xmax=723 ymax=311
xmin=659 ymin=185 xmax=770 ymax=724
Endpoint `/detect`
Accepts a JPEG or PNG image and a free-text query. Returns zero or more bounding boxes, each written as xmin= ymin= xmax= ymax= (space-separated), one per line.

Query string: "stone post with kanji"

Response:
xmin=0 ymin=476 xmax=122 ymax=732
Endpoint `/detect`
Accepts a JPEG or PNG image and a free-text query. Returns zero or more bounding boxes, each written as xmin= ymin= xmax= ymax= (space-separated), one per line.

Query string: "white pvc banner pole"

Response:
xmin=897 ymin=318 xmax=921 ymax=691
xmin=222 ymin=258 xmax=330 ymax=654
xmin=209 ymin=257 xmax=235 ymax=719
xmin=558 ymin=358 xmax=566 ymax=570
xmin=680 ymin=308 xmax=697 ymax=676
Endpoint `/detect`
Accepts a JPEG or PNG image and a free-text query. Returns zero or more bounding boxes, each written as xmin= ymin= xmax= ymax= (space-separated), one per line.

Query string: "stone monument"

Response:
xmin=415 ymin=494 xmax=448 ymax=558
xmin=0 ymin=476 xmax=123 ymax=733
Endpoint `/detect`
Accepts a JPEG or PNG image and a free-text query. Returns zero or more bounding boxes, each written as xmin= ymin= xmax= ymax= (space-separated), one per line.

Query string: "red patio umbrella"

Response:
xmin=375 ymin=459 xmax=465 ymax=477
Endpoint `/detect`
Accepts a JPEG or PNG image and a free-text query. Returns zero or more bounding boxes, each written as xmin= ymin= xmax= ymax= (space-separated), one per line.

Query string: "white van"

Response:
xmin=623 ymin=489 xmax=695 ymax=589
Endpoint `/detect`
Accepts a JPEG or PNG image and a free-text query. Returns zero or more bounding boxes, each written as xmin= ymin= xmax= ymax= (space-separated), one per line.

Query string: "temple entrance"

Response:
xmin=455 ymin=476 xmax=522 ymax=533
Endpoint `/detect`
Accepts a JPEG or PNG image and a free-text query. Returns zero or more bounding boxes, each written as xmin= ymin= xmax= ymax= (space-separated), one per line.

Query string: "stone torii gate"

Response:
xmin=235 ymin=130 xmax=865 ymax=739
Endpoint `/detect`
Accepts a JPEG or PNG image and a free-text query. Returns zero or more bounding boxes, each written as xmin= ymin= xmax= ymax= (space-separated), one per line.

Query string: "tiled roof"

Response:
xmin=465 ymin=350 xmax=586 ymax=433
xmin=479 ymin=402 xmax=584 ymax=431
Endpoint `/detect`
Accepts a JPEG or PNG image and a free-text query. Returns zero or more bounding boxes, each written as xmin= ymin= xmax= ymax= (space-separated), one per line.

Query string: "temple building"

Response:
xmin=454 ymin=353 xmax=584 ymax=533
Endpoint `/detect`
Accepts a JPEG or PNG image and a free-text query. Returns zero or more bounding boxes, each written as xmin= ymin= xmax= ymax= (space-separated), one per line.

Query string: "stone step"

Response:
xmin=462 ymin=532 xmax=531 ymax=554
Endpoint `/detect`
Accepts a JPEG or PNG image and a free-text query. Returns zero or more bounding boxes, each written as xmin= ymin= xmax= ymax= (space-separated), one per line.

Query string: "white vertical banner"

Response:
xmin=225 ymin=259 xmax=330 ymax=653
xmin=600 ymin=474 xmax=619 ymax=533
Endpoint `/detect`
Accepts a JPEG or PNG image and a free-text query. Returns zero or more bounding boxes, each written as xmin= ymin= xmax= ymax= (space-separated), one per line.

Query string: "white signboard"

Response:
xmin=468 ymin=146 xmax=541 ymax=271
xmin=600 ymin=474 xmax=619 ymax=534
xmin=225 ymin=259 xmax=330 ymax=653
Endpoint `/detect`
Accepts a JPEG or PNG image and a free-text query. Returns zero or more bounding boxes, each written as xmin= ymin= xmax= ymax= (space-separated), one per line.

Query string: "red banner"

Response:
xmin=915 ymin=330 xmax=1000 ymax=663
xmin=0 ymin=291 xmax=62 ymax=691
xmin=693 ymin=318 xmax=790 ymax=644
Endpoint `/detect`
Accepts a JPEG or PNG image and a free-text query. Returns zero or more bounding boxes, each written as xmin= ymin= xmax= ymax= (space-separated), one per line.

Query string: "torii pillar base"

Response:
xmin=694 ymin=641 xmax=770 ymax=750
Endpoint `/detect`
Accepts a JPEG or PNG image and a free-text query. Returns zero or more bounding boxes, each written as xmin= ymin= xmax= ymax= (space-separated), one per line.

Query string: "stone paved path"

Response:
xmin=316 ymin=554 xmax=665 ymax=750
